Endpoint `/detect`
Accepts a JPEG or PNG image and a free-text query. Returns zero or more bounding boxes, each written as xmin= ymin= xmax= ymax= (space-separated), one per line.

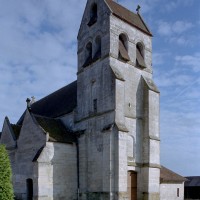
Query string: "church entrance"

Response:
xmin=127 ymin=171 xmax=137 ymax=200
xmin=26 ymin=179 xmax=33 ymax=200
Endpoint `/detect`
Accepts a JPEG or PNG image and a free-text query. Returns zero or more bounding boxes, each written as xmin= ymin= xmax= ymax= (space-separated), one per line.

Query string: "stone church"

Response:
xmin=0 ymin=0 xmax=186 ymax=199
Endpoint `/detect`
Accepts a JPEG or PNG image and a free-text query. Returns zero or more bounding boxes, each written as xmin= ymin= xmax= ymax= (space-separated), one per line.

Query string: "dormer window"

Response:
xmin=88 ymin=3 xmax=97 ymax=26
xmin=118 ymin=34 xmax=130 ymax=62
xmin=93 ymin=36 xmax=101 ymax=61
xmin=83 ymin=42 xmax=93 ymax=68
xmin=136 ymin=43 xmax=146 ymax=68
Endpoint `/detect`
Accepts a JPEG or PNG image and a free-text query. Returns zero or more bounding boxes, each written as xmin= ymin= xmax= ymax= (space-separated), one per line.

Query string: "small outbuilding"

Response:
xmin=185 ymin=176 xmax=200 ymax=200
xmin=160 ymin=166 xmax=187 ymax=200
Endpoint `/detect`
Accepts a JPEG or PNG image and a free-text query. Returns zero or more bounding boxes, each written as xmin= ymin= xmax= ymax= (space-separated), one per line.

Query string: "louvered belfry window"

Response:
xmin=118 ymin=34 xmax=130 ymax=62
xmin=82 ymin=42 xmax=93 ymax=68
xmin=136 ymin=43 xmax=146 ymax=68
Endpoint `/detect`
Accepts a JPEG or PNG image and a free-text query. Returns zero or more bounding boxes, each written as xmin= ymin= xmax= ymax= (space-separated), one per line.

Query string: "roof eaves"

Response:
xmin=137 ymin=13 xmax=153 ymax=36
xmin=112 ymin=13 xmax=152 ymax=36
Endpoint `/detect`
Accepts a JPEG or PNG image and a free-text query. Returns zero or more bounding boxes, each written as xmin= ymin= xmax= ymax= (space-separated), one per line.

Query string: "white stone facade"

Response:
xmin=160 ymin=183 xmax=184 ymax=200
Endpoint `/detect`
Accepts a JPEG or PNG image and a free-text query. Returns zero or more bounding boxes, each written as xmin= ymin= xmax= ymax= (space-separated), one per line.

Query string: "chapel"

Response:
xmin=0 ymin=0 xmax=186 ymax=200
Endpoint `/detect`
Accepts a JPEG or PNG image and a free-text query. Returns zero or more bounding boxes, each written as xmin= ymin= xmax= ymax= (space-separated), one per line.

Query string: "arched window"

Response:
xmin=93 ymin=36 xmax=101 ymax=61
xmin=88 ymin=3 xmax=97 ymax=26
xmin=118 ymin=34 xmax=130 ymax=61
xmin=136 ymin=43 xmax=146 ymax=68
xmin=83 ymin=42 xmax=93 ymax=68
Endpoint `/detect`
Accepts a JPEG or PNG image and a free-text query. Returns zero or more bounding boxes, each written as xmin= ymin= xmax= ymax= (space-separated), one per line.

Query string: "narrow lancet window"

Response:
xmin=88 ymin=3 xmax=97 ymax=26
xmin=93 ymin=36 xmax=101 ymax=61
xmin=93 ymin=99 xmax=97 ymax=113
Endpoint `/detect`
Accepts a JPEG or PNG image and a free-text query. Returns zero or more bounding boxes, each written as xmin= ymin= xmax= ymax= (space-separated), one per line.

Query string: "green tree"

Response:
xmin=0 ymin=145 xmax=14 ymax=200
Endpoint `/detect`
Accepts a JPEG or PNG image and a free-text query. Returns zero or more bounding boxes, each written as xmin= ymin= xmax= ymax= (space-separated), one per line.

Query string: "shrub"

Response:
xmin=0 ymin=145 xmax=14 ymax=200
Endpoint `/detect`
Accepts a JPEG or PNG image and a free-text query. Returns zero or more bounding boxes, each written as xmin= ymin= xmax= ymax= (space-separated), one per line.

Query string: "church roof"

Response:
xmin=160 ymin=166 xmax=187 ymax=183
xmin=35 ymin=115 xmax=76 ymax=143
xmin=105 ymin=0 xmax=152 ymax=36
xmin=185 ymin=176 xmax=200 ymax=187
xmin=10 ymin=124 xmax=21 ymax=140
xmin=18 ymin=81 xmax=77 ymax=124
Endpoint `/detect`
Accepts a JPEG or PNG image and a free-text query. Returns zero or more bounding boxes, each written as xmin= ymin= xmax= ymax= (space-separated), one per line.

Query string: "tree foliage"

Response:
xmin=0 ymin=145 xmax=14 ymax=200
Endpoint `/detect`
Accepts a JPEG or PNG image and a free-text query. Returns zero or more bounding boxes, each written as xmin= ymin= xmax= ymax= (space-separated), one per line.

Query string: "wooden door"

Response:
xmin=127 ymin=171 xmax=137 ymax=200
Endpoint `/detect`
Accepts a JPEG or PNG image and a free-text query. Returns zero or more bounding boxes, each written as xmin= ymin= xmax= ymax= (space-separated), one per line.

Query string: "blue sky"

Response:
xmin=0 ymin=0 xmax=199 ymax=176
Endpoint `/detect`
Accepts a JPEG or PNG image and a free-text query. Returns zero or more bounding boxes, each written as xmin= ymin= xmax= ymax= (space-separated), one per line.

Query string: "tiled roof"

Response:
xmin=10 ymin=124 xmax=21 ymax=139
xmin=105 ymin=0 xmax=152 ymax=36
xmin=185 ymin=176 xmax=200 ymax=187
xmin=18 ymin=81 xmax=77 ymax=125
xmin=160 ymin=166 xmax=187 ymax=183
xmin=35 ymin=115 xmax=76 ymax=143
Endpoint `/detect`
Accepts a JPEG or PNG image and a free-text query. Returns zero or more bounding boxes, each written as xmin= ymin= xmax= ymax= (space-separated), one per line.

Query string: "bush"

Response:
xmin=0 ymin=145 xmax=14 ymax=200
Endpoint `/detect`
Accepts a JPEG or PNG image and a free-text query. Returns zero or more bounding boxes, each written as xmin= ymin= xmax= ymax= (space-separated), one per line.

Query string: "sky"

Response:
xmin=0 ymin=0 xmax=199 ymax=176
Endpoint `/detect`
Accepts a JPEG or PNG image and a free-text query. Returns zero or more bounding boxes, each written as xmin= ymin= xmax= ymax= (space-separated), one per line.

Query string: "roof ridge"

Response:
xmin=105 ymin=0 xmax=152 ymax=36
xmin=32 ymin=80 xmax=77 ymax=106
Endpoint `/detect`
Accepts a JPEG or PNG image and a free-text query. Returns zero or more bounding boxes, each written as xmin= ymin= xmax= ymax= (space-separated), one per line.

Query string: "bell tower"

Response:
xmin=76 ymin=0 xmax=160 ymax=200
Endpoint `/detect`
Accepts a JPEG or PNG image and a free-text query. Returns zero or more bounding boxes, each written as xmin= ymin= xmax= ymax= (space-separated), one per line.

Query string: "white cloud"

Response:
xmin=0 ymin=0 xmax=86 ymax=125
xmin=157 ymin=20 xmax=194 ymax=36
xmin=160 ymin=0 xmax=195 ymax=12
xmin=175 ymin=52 xmax=200 ymax=72
xmin=173 ymin=21 xmax=193 ymax=34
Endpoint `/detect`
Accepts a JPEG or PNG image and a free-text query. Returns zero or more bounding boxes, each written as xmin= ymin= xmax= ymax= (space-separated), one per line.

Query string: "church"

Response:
xmin=0 ymin=0 xmax=186 ymax=199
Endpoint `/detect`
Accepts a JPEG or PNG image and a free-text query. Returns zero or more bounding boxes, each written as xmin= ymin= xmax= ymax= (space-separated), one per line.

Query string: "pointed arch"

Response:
xmin=88 ymin=3 xmax=97 ymax=26
xmin=83 ymin=42 xmax=93 ymax=68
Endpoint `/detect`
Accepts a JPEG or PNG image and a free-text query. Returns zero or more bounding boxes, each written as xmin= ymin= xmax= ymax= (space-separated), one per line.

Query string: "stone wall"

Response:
xmin=160 ymin=183 xmax=184 ymax=200
xmin=36 ymin=142 xmax=77 ymax=200
xmin=13 ymin=111 xmax=47 ymax=200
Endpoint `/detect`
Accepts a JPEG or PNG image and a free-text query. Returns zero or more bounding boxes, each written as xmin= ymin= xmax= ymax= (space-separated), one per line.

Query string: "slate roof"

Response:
xmin=18 ymin=81 xmax=77 ymax=125
xmin=35 ymin=115 xmax=76 ymax=143
xmin=11 ymin=124 xmax=21 ymax=140
xmin=105 ymin=0 xmax=152 ymax=36
xmin=185 ymin=177 xmax=200 ymax=187
xmin=160 ymin=166 xmax=187 ymax=183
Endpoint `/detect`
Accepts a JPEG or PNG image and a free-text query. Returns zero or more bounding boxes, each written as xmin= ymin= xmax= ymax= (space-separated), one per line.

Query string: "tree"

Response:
xmin=0 ymin=145 xmax=14 ymax=200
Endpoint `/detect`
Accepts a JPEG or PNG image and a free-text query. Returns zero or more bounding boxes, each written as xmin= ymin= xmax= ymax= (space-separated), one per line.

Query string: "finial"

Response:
xmin=136 ymin=5 xmax=141 ymax=14
xmin=26 ymin=98 xmax=31 ymax=111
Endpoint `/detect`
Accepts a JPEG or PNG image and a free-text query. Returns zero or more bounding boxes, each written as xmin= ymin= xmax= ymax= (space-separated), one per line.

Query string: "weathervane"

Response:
xmin=136 ymin=5 xmax=141 ymax=14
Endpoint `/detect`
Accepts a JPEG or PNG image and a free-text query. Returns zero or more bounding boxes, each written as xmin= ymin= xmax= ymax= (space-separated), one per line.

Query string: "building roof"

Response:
xmin=18 ymin=81 xmax=77 ymax=125
xmin=10 ymin=124 xmax=21 ymax=139
xmin=185 ymin=176 xmax=200 ymax=187
xmin=160 ymin=166 xmax=187 ymax=183
xmin=34 ymin=115 xmax=76 ymax=143
xmin=105 ymin=0 xmax=152 ymax=36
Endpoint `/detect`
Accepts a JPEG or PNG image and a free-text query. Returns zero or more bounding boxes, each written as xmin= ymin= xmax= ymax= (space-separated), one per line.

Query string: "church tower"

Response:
xmin=76 ymin=0 xmax=160 ymax=199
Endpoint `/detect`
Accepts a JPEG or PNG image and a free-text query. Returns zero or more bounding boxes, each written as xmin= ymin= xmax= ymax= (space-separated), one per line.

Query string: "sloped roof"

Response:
xmin=105 ymin=0 xmax=152 ymax=36
xmin=35 ymin=115 xmax=76 ymax=143
xmin=185 ymin=176 xmax=200 ymax=187
xmin=160 ymin=166 xmax=187 ymax=183
xmin=10 ymin=124 xmax=21 ymax=139
xmin=18 ymin=81 xmax=77 ymax=125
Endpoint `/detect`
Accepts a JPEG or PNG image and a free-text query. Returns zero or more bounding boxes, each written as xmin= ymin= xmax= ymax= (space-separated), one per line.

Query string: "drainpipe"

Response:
xmin=75 ymin=130 xmax=85 ymax=200
xmin=76 ymin=139 xmax=80 ymax=200
xmin=76 ymin=137 xmax=80 ymax=200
